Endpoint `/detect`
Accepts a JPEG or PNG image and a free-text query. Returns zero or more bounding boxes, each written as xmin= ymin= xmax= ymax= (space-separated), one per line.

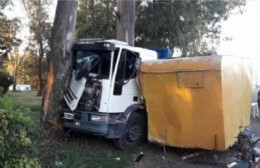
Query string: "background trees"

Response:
xmin=76 ymin=0 xmax=245 ymax=55
xmin=23 ymin=0 xmax=52 ymax=96
xmin=0 ymin=0 xmax=20 ymax=94
xmin=3 ymin=48 xmax=26 ymax=91
xmin=0 ymin=13 xmax=21 ymax=67
xmin=135 ymin=0 xmax=245 ymax=55
xmin=76 ymin=0 xmax=116 ymax=39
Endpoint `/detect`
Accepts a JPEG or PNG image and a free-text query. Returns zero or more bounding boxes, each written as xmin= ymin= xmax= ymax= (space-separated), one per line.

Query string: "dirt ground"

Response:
xmin=10 ymin=91 xmax=260 ymax=168
xmin=66 ymin=115 xmax=259 ymax=168
xmin=44 ymin=97 xmax=260 ymax=168
xmin=130 ymin=115 xmax=260 ymax=168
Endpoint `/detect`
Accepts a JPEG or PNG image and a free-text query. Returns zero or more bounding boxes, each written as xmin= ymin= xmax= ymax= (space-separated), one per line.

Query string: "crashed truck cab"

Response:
xmin=61 ymin=39 xmax=157 ymax=149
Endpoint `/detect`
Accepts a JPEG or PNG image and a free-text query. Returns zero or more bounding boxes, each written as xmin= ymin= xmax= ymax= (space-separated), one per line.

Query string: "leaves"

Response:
xmin=76 ymin=0 xmax=116 ymax=39
xmin=0 ymin=97 xmax=40 ymax=167
xmin=76 ymin=0 xmax=244 ymax=56
xmin=135 ymin=0 xmax=245 ymax=56
xmin=0 ymin=12 xmax=21 ymax=62
xmin=23 ymin=0 xmax=52 ymax=94
xmin=0 ymin=69 xmax=13 ymax=95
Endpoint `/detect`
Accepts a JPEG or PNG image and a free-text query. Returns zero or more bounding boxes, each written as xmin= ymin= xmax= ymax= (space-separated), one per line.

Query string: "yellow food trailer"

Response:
xmin=139 ymin=56 xmax=252 ymax=151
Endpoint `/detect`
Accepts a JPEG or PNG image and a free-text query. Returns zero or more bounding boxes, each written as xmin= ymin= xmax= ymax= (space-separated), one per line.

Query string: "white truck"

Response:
xmin=61 ymin=39 xmax=252 ymax=151
xmin=62 ymin=39 xmax=157 ymax=150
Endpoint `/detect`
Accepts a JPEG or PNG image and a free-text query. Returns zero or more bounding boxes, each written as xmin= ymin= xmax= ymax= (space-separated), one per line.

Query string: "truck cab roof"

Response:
xmin=73 ymin=39 xmax=158 ymax=61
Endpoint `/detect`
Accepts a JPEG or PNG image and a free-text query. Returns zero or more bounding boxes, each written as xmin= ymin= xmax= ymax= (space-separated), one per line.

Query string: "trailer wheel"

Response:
xmin=114 ymin=112 xmax=147 ymax=150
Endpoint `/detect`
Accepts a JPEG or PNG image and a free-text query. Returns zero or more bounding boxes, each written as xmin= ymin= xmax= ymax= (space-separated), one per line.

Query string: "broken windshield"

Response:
xmin=75 ymin=50 xmax=111 ymax=80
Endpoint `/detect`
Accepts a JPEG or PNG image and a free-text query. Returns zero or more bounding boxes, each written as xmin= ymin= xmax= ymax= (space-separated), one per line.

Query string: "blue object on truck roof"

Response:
xmin=151 ymin=48 xmax=172 ymax=59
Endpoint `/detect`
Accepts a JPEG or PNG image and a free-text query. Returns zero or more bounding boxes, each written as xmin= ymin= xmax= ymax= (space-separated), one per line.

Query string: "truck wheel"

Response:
xmin=114 ymin=112 xmax=147 ymax=150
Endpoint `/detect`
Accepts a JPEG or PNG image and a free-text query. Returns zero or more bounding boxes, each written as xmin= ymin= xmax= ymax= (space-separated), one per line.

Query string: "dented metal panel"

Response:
xmin=139 ymin=56 xmax=252 ymax=151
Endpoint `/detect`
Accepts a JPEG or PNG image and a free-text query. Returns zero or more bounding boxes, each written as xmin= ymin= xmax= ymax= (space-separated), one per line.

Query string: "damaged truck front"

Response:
xmin=61 ymin=39 xmax=157 ymax=150
xmin=61 ymin=39 xmax=252 ymax=151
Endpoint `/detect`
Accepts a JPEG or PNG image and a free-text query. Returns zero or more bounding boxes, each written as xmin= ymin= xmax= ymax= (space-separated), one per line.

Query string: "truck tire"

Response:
xmin=113 ymin=112 xmax=147 ymax=150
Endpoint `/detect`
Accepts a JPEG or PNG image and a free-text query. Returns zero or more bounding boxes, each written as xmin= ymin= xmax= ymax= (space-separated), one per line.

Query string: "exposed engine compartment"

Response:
xmin=77 ymin=75 xmax=102 ymax=111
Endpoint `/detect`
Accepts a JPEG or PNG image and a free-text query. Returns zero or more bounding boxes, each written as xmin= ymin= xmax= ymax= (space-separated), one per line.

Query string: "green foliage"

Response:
xmin=22 ymin=0 xmax=52 ymax=95
xmin=135 ymin=0 xmax=245 ymax=55
xmin=59 ymin=145 xmax=132 ymax=168
xmin=0 ymin=97 xmax=40 ymax=168
xmin=76 ymin=0 xmax=116 ymax=39
xmin=0 ymin=69 xmax=13 ymax=95
xmin=0 ymin=12 xmax=21 ymax=61
xmin=23 ymin=0 xmax=52 ymax=47
xmin=76 ymin=0 xmax=244 ymax=56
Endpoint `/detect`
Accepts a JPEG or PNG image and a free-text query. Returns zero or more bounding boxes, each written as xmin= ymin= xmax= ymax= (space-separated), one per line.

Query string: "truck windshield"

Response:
xmin=75 ymin=50 xmax=111 ymax=79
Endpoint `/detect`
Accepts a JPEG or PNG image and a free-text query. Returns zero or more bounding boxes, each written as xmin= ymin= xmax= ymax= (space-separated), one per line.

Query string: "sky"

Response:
xmin=216 ymin=0 xmax=260 ymax=85
xmin=218 ymin=0 xmax=260 ymax=59
xmin=2 ymin=0 xmax=57 ymax=49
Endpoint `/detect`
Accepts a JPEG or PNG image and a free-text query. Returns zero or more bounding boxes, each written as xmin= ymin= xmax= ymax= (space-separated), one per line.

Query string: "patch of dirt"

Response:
xmin=54 ymin=115 xmax=260 ymax=168
xmin=130 ymin=116 xmax=260 ymax=168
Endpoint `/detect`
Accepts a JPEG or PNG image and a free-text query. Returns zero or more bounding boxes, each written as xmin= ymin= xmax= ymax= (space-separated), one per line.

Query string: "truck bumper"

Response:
xmin=62 ymin=110 xmax=125 ymax=139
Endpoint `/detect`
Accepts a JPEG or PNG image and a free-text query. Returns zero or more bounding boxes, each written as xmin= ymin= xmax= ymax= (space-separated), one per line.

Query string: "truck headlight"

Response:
xmin=90 ymin=115 xmax=108 ymax=123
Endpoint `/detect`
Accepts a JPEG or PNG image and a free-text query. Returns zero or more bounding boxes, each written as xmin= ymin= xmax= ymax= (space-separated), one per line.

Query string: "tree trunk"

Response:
xmin=3 ymin=85 xmax=8 ymax=94
xmin=42 ymin=0 xmax=78 ymax=130
xmin=38 ymin=47 xmax=43 ymax=96
xmin=12 ymin=81 xmax=16 ymax=91
xmin=0 ymin=56 xmax=3 ymax=68
xmin=13 ymin=73 xmax=16 ymax=91
xmin=116 ymin=0 xmax=135 ymax=46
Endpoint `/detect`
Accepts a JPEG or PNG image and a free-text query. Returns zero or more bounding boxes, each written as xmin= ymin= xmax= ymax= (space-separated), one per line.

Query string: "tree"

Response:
xmin=0 ymin=13 xmax=21 ymax=67
xmin=23 ymin=0 xmax=52 ymax=96
xmin=135 ymin=0 xmax=245 ymax=55
xmin=76 ymin=0 xmax=244 ymax=53
xmin=20 ymin=53 xmax=48 ymax=90
xmin=0 ymin=0 xmax=11 ymax=8
xmin=0 ymin=69 xmax=13 ymax=95
xmin=116 ymin=0 xmax=135 ymax=46
xmin=42 ymin=0 xmax=78 ymax=130
xmin=3 ymin=47 xmax=27 ymax=91
xmin=76 ymin=0 xmax=116 ymax=39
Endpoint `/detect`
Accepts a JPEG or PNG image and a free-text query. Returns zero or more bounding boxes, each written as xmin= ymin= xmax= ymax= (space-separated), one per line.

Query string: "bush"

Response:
xmin=0 ymin=70 xmax=13 ymax=96
xmin=0 ymin=97 xmax=41 ymax=168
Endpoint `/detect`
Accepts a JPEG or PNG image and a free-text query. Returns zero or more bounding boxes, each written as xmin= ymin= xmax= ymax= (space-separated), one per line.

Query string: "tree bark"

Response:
xmin=42 ymin=0 xmax=78 ymax=130
xmin=0 ymin=56 xmax=3 ymax=68
xmin=38 ymin=46 xmax=43 ymax=96
xmin=13 ymin=68 xmax=17 ymax=91
xmin=116 ymin=0 xmax=135 ymax=46
xmin=12 ymin=76 xmax=16 ymax=91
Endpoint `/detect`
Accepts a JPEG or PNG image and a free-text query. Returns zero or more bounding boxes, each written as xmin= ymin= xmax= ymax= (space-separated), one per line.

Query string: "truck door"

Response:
xmin=108 ymin=49 xmax=142 ymax=112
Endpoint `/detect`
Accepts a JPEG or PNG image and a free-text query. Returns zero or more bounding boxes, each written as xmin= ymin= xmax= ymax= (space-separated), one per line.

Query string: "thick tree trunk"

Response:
xmin=116 ymin=0 xmax=135 ymax=46
xmin=42 ymin=0 xmax=78 ymax=130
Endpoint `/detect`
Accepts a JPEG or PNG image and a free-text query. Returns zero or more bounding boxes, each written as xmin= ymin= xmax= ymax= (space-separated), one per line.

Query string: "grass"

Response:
xmin=7 ymin=91 xmax=42 ymax=121
xmin=7 ymin=91 xmax=135 ymax=168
